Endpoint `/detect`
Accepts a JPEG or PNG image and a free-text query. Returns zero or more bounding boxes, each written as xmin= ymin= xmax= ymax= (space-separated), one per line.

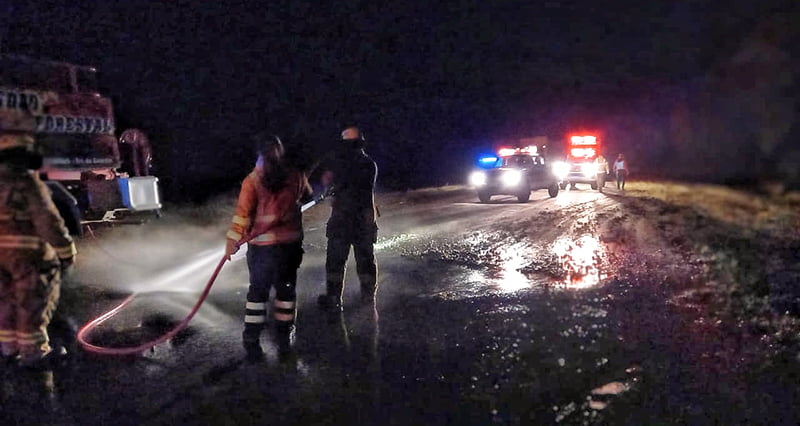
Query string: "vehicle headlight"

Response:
xmin=581 ymin=162 xmax=596 ymax=177
xmin=552 ymin=161 xmax=569 ymax=180
xmin=469 ymin=171 xmax=487 ymax=186
xmin=501 ymin=170 xmax=522 ymax=186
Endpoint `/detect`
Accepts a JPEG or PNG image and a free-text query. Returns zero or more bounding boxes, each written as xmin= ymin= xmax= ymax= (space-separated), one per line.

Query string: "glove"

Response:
xmin=60 ymin=256 xmax=75 ymax=276
xmin=224 ymin=239 xmax=240 ymax=261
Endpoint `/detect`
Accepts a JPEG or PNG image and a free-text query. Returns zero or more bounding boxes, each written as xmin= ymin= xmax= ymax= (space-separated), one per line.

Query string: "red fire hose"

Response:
xmin=76 ymin=255 xmax=227 ymax=355
xmin=76 ymin=199 xmax=320 ymax=356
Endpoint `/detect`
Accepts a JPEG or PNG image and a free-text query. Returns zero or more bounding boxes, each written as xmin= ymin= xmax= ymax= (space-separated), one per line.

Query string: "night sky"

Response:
xmin=2 ymin=0 xmax=798 ymax=200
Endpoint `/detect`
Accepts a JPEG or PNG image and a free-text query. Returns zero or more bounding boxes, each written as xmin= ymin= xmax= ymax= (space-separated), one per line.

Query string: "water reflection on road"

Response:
xmin=551 ymin=234 xmax=605 ymax=289
xmin=492 ymin=243 xmax=530 ymax=292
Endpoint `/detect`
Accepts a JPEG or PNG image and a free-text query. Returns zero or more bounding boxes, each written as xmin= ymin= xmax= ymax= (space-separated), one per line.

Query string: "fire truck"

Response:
xmin=556 ymin=135 xmax=604 ymax=190
xmin=0 ymin=54 xmax=161 ymax=235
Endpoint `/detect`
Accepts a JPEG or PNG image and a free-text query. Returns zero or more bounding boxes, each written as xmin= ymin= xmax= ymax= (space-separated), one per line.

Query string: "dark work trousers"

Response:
xmin=243 ymin=242 xmax=303 ymax=347
xmin=325 ymin=232 xmax=378 ymax=301
xmin=616 ymin=169 xmax=628 ymax=190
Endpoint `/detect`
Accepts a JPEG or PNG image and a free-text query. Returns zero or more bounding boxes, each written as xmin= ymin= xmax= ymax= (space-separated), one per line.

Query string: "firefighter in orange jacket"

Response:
xmin=224 ymin=134 xmax=311 ymax=362
xmin=0 ymin=133 xmax=76 ymax=367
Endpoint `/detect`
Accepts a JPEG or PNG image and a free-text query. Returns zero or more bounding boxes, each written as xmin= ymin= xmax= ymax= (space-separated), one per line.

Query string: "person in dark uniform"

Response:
xmin=317 ymin=126 xmax=379 ymax=311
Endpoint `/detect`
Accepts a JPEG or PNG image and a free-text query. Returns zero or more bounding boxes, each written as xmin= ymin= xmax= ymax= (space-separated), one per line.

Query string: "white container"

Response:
xmin=119 ymin=176 xmax=162 ymax=211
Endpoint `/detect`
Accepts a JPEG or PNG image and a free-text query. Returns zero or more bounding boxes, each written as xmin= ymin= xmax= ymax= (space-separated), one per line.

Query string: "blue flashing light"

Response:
xmin=477 ymin=156 xmax=500 ymax=169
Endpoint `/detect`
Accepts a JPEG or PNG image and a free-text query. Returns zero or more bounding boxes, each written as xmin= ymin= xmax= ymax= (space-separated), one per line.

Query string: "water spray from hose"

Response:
xmin=76 ymin=198 xmax=322 ymax=356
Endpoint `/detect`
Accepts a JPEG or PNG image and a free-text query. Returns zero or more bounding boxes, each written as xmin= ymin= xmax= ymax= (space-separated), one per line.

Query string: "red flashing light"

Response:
xmin=498 ymin=145 xmax=538 ymax=157
xmin=498 ymin=148 xmax=517 ymax=157
xmin=569 ymin=135 xmax=598 ymax=146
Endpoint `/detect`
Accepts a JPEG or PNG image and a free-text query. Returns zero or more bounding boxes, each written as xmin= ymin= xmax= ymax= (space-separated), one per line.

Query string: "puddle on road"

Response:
xmin=412 ymin=231 xmax=611 ymax=299
xmin=551 ymin=235 xmax=606 ymax=289
xmin=488 ymin=242 xmax=530 ymax=292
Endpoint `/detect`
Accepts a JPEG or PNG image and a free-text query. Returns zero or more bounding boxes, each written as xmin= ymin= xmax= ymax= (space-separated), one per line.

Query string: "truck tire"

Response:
xmin=548 ymin=184 xmax=559 ymax=198
xmin=517 ymin=188 xmax=530 ymax=203
xmin=560 ymin=182 xmax=567 ymax=190
xmin=478 ymin=191 xmax=491 ymax=203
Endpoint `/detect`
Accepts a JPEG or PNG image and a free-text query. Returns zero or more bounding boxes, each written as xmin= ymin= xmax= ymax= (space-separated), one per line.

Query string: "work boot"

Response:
xmin=243 ymin=341 xmax=265 ymax=364
xmin=18 ymin=346 xmax=68 ymax=370
xmin=243 ymin=323 xmax=265 ymax=364
xmin=275 ymin=323 xmax=295 ymax=363
xmin=317 ymin=281 xmax=343 ymax=312
xmin=317 ymin=295 xmax=343 ymax=312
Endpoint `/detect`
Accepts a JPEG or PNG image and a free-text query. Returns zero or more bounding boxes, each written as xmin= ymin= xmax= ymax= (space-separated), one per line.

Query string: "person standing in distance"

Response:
xmin=595 ymin=154 xmax=609 ymax=192
xmin=317 ymin=125 xmax=379 ymax=311
xmin=224 ymin=134 xmax=311 ymax=362
xmin=613 ymin=154 xmax=628 ymax=190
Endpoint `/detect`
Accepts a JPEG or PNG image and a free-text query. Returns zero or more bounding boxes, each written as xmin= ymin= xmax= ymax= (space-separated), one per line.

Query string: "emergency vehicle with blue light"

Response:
xmin=469 ymin=145 xmax=560 ymax=203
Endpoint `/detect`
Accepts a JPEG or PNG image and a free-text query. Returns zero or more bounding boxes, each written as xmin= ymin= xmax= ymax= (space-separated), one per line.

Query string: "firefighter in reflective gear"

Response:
xmin=0 ymin=133 xmax=76 ymax=366
xmin=316 ymin=126 xmax=379 ymax=311
xmin=224 ymin=134 xmax=311 ymax=362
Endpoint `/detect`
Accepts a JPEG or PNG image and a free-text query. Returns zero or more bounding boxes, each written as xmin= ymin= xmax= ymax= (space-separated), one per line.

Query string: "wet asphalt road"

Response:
xmin=2 ymin=186 xmax=797 ymax=425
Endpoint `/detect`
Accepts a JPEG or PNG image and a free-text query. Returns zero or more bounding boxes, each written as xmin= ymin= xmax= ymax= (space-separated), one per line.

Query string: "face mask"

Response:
xmin=342 ymin=138 xmax=365 ymax=150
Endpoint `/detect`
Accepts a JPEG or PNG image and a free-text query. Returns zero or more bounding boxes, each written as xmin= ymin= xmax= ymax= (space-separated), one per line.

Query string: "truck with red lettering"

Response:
xmin=0 ymin=54 xmax=161 ymax=235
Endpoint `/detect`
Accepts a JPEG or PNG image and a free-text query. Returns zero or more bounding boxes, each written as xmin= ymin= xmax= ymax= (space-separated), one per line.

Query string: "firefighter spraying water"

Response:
xmin=76 ymin=195 xmax=322 ymax=357
xmin=75 ymin=132 xmax=322 ymax=357
xmin=224 ymin=134 xmax=312 ymax=362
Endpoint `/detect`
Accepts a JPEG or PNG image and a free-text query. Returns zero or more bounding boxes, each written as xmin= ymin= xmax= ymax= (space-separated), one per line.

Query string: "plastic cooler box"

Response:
xmin=118 ymin=176 xmax=162 ymax=211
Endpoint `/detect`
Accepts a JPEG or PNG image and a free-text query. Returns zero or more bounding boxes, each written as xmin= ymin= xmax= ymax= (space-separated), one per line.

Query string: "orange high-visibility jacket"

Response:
xmin=227 ymin=168 xmax=310 ymax=246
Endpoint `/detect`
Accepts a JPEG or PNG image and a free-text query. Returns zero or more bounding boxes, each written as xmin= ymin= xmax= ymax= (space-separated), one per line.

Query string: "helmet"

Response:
xmin=341 ymin=126 xmax=365 ymax=141
xmin=341 ymin=126 xmax=366 ymax=151
xmin=0 ymin=133 xmax=34 ymax=152
xmin=253 ymin=133 xmax=284 ymax=157
xmin=0 ymin=133 xmax=42 ymax=169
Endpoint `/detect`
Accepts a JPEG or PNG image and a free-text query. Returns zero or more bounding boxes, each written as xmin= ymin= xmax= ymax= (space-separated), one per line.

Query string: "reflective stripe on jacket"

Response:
xmin=0 ymin=166 xmax=76 ymax=259
xmin=228 ymin=168 xmax=310 ymax=246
